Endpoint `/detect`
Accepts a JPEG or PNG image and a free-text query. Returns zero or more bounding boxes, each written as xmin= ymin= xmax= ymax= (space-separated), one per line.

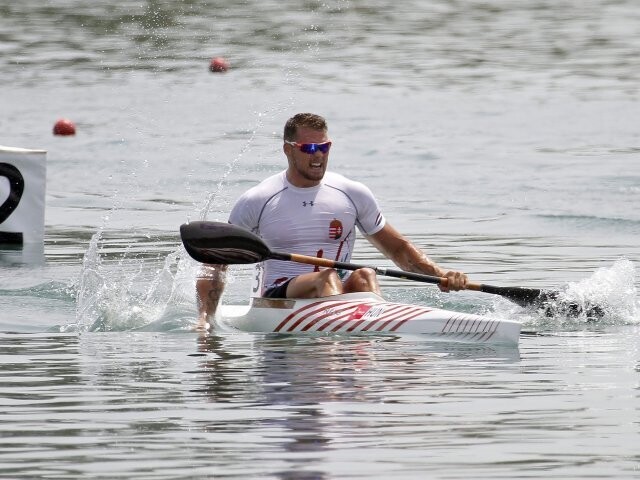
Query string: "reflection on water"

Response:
xmin=192 ymin=333 xmax=520 ymax=478
xmin=0 ymin=243 xmax=45 ymax=267
xmin=194 ymin=333 xmax=521 ymax=403
xmin=0 ymin=328 xmax=638 ymax=478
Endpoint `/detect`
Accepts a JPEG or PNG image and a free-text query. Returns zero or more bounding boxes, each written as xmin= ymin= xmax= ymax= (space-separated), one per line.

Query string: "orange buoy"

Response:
xmin=53 ymin=118 xmax=76 ymax=136
xmin=209 ymin=57 xmax=229 ymax=73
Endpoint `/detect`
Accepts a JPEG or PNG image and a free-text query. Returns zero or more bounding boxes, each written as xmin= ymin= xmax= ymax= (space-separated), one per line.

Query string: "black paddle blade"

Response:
xmin=180 ymin=221 xmax=271 ymax=264
xmin=479 ymin=284 xmax=548 ymax=308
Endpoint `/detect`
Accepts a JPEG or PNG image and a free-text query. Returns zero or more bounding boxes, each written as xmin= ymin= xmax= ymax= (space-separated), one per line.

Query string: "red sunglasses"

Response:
xmin=285 ymin=140 xmax=332 ymax=154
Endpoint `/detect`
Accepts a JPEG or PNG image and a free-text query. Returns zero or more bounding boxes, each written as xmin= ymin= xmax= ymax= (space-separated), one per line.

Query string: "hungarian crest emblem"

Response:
xmin=329 ymin=219 xmax=343 ymax=239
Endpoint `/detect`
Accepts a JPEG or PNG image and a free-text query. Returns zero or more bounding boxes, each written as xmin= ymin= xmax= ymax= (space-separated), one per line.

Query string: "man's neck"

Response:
xmin=285 ymin=169 xmax=322 ymax=188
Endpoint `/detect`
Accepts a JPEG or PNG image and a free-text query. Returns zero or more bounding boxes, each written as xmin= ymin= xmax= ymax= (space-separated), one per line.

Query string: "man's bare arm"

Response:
xmin=367 ymin=223 xmax=467 ymax=291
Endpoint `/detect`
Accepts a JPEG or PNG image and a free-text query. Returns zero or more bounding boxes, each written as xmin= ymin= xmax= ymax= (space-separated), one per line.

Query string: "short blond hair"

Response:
xmin=283 ymin=113 xmax=327 ymax=141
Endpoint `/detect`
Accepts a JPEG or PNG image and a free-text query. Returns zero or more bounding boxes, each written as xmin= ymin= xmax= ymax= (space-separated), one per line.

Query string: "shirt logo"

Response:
xmin=302 ymin=200 xmax=314 ymax=207
xmin=329 ymin=219 xmax=343 ymax=239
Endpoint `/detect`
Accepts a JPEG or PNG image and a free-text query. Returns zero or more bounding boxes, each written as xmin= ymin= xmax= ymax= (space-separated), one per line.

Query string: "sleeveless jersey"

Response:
xmin=228 ymin=170 xmax=386 ymax=295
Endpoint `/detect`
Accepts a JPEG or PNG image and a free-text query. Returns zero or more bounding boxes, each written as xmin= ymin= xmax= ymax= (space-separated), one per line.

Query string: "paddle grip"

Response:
xmin=288 ymin=253 xmax=338 ymax=268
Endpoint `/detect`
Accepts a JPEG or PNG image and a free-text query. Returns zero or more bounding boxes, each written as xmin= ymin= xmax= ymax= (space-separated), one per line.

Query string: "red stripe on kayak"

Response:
xmin=312 ymin=302 xmax=387 ymax=332
xmin=388 ymin=309 xmax=433 ymax=331
xmin=345 ymin=318 xmax=367 ymax=332
xmin=275 ymin=300 xmax=352 ymax=332
xmin=360 ymin=305 xmax=416 ymax=332
xmin=344 ymin=303 xmax=409 ymax=332
xmin=314 ymin=302 xmax=385 ymax=332
xmin=291 ymin=302 xmax=362 ymax=331
xmin=275 ymin=300 xmax=321 ymax=332
xmin=372 ymin=306 xmax=428 ymax=332
xmin=330 ymin=304 xmax=407 ymax=332
xmin=356 ymin=304 xmax=409 ymax=332
xmin=316 ymin=313 xmax=355 ymax=332
xmin=274 ymin=300 xmax=355 ymax=332
xmin=298 ymin=303 xmax=366 ymax=332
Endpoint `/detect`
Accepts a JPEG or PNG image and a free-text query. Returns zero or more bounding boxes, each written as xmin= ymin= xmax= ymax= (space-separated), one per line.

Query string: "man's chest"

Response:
xmin=258 ymin=189 xmax=358 ymax=244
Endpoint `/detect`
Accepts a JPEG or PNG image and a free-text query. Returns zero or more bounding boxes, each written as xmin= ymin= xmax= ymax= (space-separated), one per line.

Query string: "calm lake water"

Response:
xmin=1 ymin=0 xmax=639 ymax=478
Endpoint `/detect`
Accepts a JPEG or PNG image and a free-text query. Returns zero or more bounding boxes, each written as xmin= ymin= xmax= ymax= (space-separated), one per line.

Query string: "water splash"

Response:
xmin=525 ymin=258 xmax=639 ymax=330
xmin=71 ymin=233 xmax=197 ymax=332
xmin=562 ymin=258 xmax=637 ymax=320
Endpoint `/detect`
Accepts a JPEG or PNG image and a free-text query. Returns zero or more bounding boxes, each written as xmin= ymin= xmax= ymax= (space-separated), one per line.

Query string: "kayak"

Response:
xmin=217 ymin=292 xmax=521 ymax=346
xmin=181 ymin=221 xmax=606 ymax=330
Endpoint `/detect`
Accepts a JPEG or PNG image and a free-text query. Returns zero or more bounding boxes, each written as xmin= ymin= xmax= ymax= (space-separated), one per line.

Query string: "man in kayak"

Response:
xmin=196 ymin=113 xmax=468 ymax=330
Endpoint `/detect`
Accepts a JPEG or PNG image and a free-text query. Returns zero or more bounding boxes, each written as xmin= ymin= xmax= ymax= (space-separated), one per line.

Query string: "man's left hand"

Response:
xmin=439 ymin=270 xmax=468 ymax=292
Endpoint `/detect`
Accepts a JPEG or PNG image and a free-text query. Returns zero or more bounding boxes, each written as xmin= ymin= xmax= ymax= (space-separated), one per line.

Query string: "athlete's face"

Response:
xmin=284 ymin=126 xmax=330 ymax=187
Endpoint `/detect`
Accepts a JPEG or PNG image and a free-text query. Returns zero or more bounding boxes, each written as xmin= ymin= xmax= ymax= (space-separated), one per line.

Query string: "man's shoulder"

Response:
xmin=229 ymin=171 xmax=287 ymax=225
xmin=323 ymin=171 xmax=357 ymax=187
xmin=323 ymin=171 xmax=371 ymax=195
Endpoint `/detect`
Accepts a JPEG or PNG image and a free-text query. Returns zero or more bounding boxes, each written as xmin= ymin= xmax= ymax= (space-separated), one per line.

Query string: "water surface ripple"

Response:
xmin=1 ymin=0 xmax=639 ymax=478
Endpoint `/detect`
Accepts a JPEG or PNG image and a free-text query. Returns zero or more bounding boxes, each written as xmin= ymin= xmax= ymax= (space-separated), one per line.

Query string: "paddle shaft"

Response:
xmin=276 ymin=251 xmax=503 ymax=296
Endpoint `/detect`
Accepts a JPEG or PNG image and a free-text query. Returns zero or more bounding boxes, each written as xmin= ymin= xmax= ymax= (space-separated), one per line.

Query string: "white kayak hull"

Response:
xmin=217 ymin=292 xmax=521 ymax=346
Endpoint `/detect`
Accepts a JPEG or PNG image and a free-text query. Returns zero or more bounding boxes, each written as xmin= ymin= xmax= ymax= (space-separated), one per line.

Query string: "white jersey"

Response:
xmin=228 ymin=170 xmax=386 ymax=295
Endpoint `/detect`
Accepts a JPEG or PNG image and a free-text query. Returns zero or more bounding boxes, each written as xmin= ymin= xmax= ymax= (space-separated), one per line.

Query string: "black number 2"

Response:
xmin=0 ymin=163 xmax=25 ymax=244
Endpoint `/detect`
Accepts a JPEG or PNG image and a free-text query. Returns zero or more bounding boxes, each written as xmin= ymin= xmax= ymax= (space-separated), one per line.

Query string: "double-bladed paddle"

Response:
xmin=180 ymin=221 xmax=603 ymax=316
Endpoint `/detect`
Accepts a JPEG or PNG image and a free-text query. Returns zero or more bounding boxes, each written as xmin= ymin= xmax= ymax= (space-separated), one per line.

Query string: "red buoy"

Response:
xmin=209 ymin=57 xmax=229 ymax=73
xmin=53 ymin=118 xmax=76 ymax=136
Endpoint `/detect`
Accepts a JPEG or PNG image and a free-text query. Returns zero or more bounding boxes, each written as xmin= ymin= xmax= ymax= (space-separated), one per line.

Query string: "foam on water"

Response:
xmin=561 ymin=258 xmax=638 ymax=320
xmin=522 ymin=258 xmax=639 ymax=331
